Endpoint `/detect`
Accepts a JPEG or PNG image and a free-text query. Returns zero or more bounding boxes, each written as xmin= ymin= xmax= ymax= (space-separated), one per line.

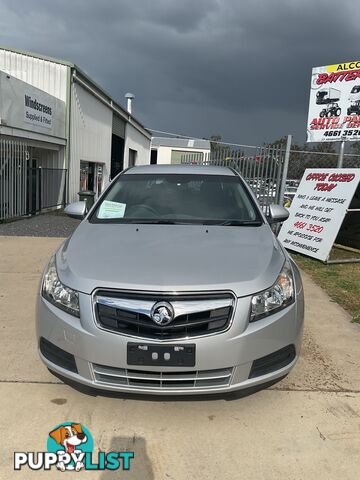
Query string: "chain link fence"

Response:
xmin=287 ymin=149 xmax=360 ymax=180
xmin=176 ymin=134 xmax=360 ymax=254
xmin=181 ymin=144 xmax=287 ymax=214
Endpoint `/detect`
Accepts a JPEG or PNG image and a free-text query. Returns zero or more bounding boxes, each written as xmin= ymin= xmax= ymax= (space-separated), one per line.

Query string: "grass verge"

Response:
xmin=291 ymin=248 xmax=360 ymax=324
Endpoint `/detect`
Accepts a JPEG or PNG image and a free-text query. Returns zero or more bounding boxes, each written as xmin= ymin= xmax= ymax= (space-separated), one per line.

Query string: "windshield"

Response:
xmin=91 ymin=174 xmax=262 ymax=225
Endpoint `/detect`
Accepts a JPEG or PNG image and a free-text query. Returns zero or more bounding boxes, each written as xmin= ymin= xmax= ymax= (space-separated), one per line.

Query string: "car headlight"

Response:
xmin=41 ymin=256 xmax=80 ymax=317
xmin=250 ymin=261 xmax=294 ymax=322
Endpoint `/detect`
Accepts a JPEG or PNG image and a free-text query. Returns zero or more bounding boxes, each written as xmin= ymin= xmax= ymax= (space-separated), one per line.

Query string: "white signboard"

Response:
xmin=307 ymin=61 xmax=360 ymax=142
xmin=0 ymin=70 xmax=65 ymax=138
xmin=24 ymin=93 xmax=53 ymax=129
xmin=278 ymin=168 xmax=360 ymax=261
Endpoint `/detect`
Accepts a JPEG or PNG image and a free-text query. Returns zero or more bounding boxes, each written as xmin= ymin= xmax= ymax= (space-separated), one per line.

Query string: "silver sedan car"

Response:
xmin=36 ymin=165 xmax=304 ymax=395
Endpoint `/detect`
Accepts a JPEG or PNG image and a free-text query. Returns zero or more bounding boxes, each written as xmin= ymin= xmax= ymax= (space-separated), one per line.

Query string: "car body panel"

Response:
xmin=57 ymin=222 xmax=284 ymax=297
xmin=123 ymin=164 xmax=235 ymax=176
xmin=36 ymin=165 xmax=304 ymax=395
xmin=36 ymin=278 xmax=303 ymax=394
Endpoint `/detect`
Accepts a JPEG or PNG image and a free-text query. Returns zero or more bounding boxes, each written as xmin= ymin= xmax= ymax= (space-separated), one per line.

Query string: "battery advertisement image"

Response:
xmin=307 ymin=61 xmax=360 ymax=142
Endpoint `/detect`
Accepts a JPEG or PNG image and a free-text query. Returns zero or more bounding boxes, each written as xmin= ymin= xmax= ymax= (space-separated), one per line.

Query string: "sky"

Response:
xmin=1 ymin=0 xmax=359 ymax=145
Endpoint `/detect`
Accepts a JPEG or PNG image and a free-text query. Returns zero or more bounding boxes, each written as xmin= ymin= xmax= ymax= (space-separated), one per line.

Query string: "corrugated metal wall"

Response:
xmin=112 ymin=114 xmax=126 ymax=138
xmin=0 ymin=48 xmax=151 ymax=205
xmin=0 ymin=48 xmax=68 ymax=102
xmin=124 ymin=122 xmax=151 ymax=167
xmin=69 ymin=82 xmax=112 ymax=202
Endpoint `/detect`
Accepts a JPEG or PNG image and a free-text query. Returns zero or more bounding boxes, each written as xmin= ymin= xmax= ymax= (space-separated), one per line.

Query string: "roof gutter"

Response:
xmin=72 ymin=71 xmax=151 ymax=140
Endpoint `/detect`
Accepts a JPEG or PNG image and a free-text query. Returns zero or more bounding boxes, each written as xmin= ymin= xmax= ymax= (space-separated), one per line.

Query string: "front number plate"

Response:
xmin=127 ymin=343 xmax=196 ymax=367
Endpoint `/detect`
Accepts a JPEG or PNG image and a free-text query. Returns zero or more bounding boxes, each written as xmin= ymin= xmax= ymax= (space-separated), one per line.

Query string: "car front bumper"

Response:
xmin=36 ymin=283 xmax=304 ymax=395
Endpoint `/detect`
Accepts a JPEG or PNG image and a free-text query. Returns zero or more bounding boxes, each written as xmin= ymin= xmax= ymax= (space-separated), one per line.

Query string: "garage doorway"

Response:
xmin=80 ymin=161 xmax=104 ymax=197
xmin=128 ymin=148 xmax=137 ymax=167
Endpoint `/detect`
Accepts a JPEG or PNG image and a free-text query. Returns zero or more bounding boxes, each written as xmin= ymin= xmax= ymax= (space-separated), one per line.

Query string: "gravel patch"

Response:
xmin=0 ymin=214 xmax=81 ymax=237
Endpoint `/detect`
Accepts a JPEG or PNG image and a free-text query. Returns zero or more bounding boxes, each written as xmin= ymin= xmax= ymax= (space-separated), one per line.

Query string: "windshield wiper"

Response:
xmin=127 ymin=219 xmax=180 ymax=225
xmin=218 ymin=220 xmax=263 ymax=226
xmin=123 ymin=219 xmax=263 ymax=226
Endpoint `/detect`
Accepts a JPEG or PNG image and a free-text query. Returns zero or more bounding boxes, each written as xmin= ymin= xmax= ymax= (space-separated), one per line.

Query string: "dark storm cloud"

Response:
xmin=0 ymin=0 xmax=359 ymax=143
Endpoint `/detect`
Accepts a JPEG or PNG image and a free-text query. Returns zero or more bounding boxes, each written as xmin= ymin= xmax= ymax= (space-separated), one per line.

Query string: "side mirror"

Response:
xmin=64 ymin=201 xmax=87 ymax=220
xmin=269 ymin=204 xmax=289 ymax=224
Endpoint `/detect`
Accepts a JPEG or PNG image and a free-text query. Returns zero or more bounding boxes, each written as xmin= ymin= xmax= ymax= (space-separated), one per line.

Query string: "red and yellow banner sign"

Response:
xmin=307 ymin=62 xmax=360 ymax=142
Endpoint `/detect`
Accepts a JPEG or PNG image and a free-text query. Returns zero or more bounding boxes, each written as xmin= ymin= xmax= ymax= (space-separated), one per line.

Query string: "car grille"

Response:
xmin=92 ymin=363 xmax=234 ymax=390
xmin=94 ymin=291 xmax=235 ymax=340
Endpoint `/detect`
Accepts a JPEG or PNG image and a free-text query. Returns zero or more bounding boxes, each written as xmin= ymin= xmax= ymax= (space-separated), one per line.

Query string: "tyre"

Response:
xmin=319 ymin=110 xmax=325 ymax=118
xmin=335 ymin=108 xmax=341 ymax=116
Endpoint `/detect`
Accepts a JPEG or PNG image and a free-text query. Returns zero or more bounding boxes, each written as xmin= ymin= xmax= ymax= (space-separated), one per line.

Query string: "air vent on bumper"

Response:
xmin=249 ymin=344 xmax=296 ymax=379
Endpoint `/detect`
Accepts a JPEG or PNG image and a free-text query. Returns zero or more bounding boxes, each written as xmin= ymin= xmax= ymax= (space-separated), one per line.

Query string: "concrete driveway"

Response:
xmin=0 ymin=236 xmax=359 ymax=479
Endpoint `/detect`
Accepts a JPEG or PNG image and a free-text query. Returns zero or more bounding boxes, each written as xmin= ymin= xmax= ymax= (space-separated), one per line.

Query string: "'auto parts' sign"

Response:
xmin=307 ymin=62 xmax=360 ymax=142
xmin=278 ymin=168 xmax=360 ymax=261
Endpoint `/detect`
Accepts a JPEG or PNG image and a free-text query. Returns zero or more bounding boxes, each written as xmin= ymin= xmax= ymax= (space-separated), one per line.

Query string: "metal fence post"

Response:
xmin=63 ymin=169 xmax=67 ymax=207
xmin=278 ymin=134 xmax=292 ymax=205
xmin=38 ymin=166 xmax=42 ymax=212
xmin=337 ymin=140 xmax=345 ymax=168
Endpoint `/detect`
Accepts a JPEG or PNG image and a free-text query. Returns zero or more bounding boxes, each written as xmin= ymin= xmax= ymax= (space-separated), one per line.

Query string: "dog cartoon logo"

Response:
xmin=14 ymin=422 xmax=133 ymax=472
xmin=47 ymin=422 xmax=93 ymax=472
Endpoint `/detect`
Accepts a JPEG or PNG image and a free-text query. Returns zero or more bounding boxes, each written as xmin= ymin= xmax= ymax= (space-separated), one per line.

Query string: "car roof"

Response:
xmin=124 ymin=164 xmax=236 ymax=176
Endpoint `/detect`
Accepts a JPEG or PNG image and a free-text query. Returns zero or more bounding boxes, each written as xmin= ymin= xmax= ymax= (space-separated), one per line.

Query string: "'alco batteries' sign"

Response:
xmin=307 ymin=62 xmax=360 ymax=142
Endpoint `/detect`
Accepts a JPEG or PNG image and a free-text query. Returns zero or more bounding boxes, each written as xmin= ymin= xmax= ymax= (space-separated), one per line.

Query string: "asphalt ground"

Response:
xmin=0 ymin=235 xmax=359 ymax=479
xmin=0 ymin=213 xmax=80 ymax=237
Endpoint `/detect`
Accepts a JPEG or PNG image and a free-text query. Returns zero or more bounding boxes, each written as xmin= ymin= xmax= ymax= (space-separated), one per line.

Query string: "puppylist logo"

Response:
xmin=14 ymin=422 xmax=134 ymax=472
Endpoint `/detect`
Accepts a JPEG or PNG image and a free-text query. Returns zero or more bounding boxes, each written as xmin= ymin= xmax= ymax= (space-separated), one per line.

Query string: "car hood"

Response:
xmin=56 ymin=221 xmax=285 ymax=297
